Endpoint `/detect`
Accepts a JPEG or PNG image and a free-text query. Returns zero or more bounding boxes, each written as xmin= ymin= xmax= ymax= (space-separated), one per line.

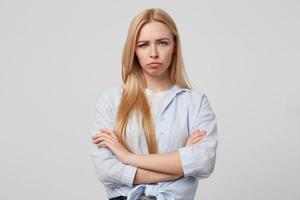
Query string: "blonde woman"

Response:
xmin=90 ymin=8 xmax=218 ymax=200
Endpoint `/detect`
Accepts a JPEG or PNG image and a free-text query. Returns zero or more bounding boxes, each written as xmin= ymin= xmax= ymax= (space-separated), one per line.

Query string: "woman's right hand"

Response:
xmin=185 ymin=130 xmax=206 ymax=147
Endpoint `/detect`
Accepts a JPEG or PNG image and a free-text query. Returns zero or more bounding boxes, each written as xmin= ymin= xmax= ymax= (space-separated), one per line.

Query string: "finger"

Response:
xmin=191 ymin=130 xmax=205 ymax=136
xmin=193 ymin=132 xmax=205 ymax=137
xmin=100 ymin=128 xmax=115 ymax=135
xmin=91 ymin=133 xmax=102 ymax=139
xmin=110 ymin=132 xmax=118 ymax=140
xmin=195 ymin=129 xmax=206 ymax=133
xmin=196 ymin=130 xmax=206 ymax=134
xmin=93 ymin=136 xmax=104 ymax=144
xmin=189 ymin=132 xmax=205 ymax=139
xmin=191 ymin=130 xmax=199 ymax=135
xmin=94 ymin=135 xmax=115 ymax=144
xmin=195 ymin=131 xmax=206 ymax=137
xmin=92 ymin=132 xmax=109 ymax=141
xmin=99 ymin=139 xmax=115 ymax=149
xmin=101 ymin=129 xmax=119 ymax=142
xmin=192 ymin=133 xmax=205 ymax=140
xmin=98 ymin=141 xmax=106 ymax=148
xmin=92 ymin=129 xmax=113 ymax=139
xmin=94 ymin=135 xmax=114 ymax=143
xmin=98 ymin=141 xmax=110 ymax=148
xmin=101 ymin=132 xmax=118 ymax=142
xmin=191 ymin=135 xmax=205 ymax=143
xmin=196 ymin=133 xmax=206 ymax=138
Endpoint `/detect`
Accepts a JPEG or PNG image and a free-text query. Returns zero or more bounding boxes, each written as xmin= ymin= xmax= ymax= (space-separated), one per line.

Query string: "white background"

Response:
xmin=0 ymin=0 xmax=299 ymax=199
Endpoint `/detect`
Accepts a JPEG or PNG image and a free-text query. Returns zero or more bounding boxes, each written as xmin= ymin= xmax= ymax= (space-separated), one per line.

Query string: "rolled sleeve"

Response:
xmin=89 ymin=88 xmax=137 ymax=188
xmin=179 ymin=93 xmax=218 ymax=179
xmin=121 ymin=165 xmax=138 ymax=185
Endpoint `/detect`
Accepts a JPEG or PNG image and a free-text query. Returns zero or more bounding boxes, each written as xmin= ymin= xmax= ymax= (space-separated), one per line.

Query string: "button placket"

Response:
xmin=159 ymin=114 xmax=165 ymax=135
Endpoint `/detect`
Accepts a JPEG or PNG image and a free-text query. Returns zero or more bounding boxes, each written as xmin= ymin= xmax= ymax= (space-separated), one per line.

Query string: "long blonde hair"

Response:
xmin=115 ymin=8 xmax=192 ymax=154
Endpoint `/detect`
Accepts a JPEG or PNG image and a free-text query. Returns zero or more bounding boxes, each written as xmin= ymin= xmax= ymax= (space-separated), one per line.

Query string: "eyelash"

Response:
xmin=138 ymin=41 xmax=169 ymax=48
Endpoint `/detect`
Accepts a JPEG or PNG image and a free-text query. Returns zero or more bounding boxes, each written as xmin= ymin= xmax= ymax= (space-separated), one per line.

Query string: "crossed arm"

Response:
xmin=92 ymin=128 xmax=206 ymax=184
xmin=133 ymin=167 xmax=180 ymax=184
xmin=131 ymin=152 xmax=185 ymax=184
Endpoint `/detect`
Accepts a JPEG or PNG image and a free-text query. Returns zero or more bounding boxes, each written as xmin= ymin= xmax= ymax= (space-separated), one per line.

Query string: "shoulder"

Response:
xmin=178 ymin=87 xmax=215 ymax=117
xmin=178 ymin=86 xmax=208 ymax=105
xmin=98 ymin=84 xmax=123 ymax=98
xmin=96 ymin=84 xmax=123 ymax=107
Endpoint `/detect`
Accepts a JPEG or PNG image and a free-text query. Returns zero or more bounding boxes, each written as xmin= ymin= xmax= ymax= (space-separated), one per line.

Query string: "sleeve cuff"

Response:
xmin=179 ymin=146 xmax=196 ymax=177
xmin=121 ymin=165 xmax=138 ymax=187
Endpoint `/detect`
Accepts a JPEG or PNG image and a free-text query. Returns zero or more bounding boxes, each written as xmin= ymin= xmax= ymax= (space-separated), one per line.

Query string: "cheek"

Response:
xmin=161 ymin=48 xmax=174 ymax=61
xmin=135 ymin=51 xmax=147 ymax=64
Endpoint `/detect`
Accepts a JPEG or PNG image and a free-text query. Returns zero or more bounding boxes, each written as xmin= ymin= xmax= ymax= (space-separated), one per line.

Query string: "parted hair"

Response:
xmin=115 ymin=8 xmax=192 ymax=153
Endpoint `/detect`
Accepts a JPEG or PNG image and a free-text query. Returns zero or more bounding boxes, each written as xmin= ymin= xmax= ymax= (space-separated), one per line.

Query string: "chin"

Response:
xmin=148 ymin=71 xmax=168 ymax=77
xmin=142 ymin=68 xmax=168 ymax=77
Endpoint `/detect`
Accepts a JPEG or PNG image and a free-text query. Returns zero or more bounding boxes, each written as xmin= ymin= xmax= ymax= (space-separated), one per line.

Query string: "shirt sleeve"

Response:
xmin=178 ymin=93 xmax=218 ymax=179
xmin=89 ymin=88 xmax=138 ymax=188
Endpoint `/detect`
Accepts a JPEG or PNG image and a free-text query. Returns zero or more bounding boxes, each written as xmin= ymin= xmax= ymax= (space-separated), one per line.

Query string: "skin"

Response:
xmin=92 ymin=129 xmax=206 ymax=184
xmin=92 ymin=21 xmax=206 ymax=184
xmin=135 ymin=21 xmax=175 ymax=93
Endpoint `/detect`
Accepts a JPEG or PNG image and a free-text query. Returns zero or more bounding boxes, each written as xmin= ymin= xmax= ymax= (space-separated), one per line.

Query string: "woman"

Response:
xmin=89 ymin=8 xmax=218 ymax=200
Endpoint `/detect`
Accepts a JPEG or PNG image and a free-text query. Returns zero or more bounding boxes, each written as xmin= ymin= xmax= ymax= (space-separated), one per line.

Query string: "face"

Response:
xmin=135 ymin=21 xmax=175 ymax=79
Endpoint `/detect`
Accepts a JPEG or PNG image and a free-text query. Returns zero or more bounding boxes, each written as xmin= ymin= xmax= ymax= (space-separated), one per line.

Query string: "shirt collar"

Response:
xmin=158 ymin=84 xmax=191 ymax=116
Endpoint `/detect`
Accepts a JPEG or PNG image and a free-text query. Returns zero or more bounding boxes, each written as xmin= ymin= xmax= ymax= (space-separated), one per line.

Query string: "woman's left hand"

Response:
xmin=91 ymin=128 xmax=133 ymax=165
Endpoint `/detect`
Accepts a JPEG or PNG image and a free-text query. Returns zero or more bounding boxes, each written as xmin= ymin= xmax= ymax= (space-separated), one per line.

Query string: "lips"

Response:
xmin=148 ymin=63 xmax=161 ymax=65
xmin=147 ymin=62 xmax=162 ymax=68
xmin=148 ymin=63 xmax=161 ymax=68
xmin=147 ymin=61 xmax=162 ymax=65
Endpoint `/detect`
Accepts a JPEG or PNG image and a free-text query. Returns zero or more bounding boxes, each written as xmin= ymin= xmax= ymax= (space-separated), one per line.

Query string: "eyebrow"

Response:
xmin=137 ymin=38 xmax=171 ymax=43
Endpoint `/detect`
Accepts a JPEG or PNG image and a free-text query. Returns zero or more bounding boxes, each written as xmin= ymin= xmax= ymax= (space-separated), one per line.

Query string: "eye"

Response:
xmin=138 ymin=43 xmax=148 ymax=48
xmin=158 ymin=41 xmax=169 ymax=46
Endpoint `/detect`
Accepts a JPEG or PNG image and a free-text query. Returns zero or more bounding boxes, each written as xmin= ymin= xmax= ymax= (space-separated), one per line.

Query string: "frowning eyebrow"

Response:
xmin=137 ymin=38 xmax=171 ymax=43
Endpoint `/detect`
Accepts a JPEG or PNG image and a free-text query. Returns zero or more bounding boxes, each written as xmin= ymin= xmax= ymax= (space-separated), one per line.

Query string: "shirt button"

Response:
xmin=161 ymin=116 xmax=165 ymax=121
xmin=160 ymin=132 xmax=164 ymax=135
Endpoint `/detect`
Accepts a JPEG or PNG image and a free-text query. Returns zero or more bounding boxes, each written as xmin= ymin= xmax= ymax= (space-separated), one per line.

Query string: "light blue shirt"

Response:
xmin=89 ymin=84 xmax=218 ymax=200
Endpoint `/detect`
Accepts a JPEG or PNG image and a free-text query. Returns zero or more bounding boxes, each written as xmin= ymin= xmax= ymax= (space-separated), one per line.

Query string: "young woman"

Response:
xmin=89 ymin=8 xmax=218 ymax=200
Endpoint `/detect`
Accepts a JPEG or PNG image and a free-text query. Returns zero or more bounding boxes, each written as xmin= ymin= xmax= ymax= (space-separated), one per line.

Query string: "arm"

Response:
xmin=90 ymin=88 xmax=182 ymax=187
xmin=131 ymin=131 xmax=206 ymax=183
xmin=126 ymin=94 xmax=218 ymax=179
xmin=89 ymin=89 xmax=137 ymax=188
xmin=92 ymin=135 xmax=180 ymax=186
xmin=128 ymin=151 xmax=184 ymax=176
xmin=92 ymin=128 xmax=183 ymax=185
xmin=178 ymin=93 xmax=218 ymax=179
xmin=133 ymin=168 xmax=181 ymax=184
xmin=95 ymin=128 xmax=207 ymax=178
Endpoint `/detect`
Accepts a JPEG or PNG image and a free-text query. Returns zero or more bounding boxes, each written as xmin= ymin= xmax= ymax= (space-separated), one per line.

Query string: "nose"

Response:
xmin=150 ymin=44 xmax=159 ymax=58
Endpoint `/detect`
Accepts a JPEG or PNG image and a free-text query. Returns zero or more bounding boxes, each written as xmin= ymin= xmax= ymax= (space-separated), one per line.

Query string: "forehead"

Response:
xmin=137 ymin=21 xmax=172 ymax=41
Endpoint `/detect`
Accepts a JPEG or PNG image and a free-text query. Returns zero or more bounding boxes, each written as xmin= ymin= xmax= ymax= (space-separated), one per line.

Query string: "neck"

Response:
xmin=144 ymin=73 xmax=173 ymax=93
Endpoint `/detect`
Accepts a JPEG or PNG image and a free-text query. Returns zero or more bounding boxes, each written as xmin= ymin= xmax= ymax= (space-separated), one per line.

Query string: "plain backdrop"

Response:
xmin=0 ymin=0 xmax=299 ymax=200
